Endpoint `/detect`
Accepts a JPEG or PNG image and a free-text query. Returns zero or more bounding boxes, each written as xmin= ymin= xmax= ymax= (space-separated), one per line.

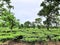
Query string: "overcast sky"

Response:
xmin=11 ymin=0 xmax=44 ymax=23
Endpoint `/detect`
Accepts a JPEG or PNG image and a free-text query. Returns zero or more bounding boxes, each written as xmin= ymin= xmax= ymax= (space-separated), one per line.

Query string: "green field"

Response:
xmin=0 ymin=27 xmax=60 ymax=42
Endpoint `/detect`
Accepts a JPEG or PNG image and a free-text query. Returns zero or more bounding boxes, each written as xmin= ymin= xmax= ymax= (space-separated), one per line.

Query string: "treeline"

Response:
xmin=19 ymin=0 xmax=60 ymax=30
xmin=19 ymin=17 xmax=60 ymax=29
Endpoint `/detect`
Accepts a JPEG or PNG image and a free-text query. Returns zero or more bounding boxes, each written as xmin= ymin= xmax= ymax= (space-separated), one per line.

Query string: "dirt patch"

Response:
xmin=0 ymin=41 xmax=60 ymax=45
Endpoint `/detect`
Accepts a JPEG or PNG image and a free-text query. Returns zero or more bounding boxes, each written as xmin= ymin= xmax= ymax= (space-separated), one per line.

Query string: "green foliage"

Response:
xmin=31 ymin=22 xmax=35 ymax=28
xmin=0 ymin=9 xmax=20 ymax=29
xmin=24 ymin=21 xmax=31 ymax=28
xmin=0 ymin=28 xmax=60 ymax=42
xmin=38 ymin=0 xmax=60 ymax=30
xmin=0 ymin=0 xmax=20 ymax=29
xmin=35 ymin=18 xmax=42 ymax=28
xmin=37 ymin=25 xmax=41 ymax=29
xmin=0 ymin=0 xmax=16 ymax=29
xmin=20 ymin=24 xmax=24 ymax=28
xmin=35 ymin=18 xmax=42 ymax=25
xmin=0 ymin=0 xmax=13 ymax=12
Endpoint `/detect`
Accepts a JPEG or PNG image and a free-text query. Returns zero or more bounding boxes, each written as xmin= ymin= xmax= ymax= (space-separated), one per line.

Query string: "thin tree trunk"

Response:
xmin=47 ymin=16 xmax=49 ymax=30
xmin=56 ymin=23 xmax=58 ymax=28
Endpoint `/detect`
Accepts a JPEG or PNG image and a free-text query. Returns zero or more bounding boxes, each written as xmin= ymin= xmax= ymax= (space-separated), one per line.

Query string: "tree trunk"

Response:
xmin=47 ymin=17 xmax=49 ymax=30
xmin=56 ymin=23 xmax=58 ymax=28
xmin=10 ymin=20 xmax=14 ymax=30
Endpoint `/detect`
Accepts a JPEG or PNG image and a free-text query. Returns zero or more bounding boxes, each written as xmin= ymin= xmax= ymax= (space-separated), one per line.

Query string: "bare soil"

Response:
xmin=0 ymin=41 xmax=60 ymax=45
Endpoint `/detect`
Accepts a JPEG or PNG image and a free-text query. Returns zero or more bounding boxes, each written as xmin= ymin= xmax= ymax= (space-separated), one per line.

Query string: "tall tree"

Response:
xmin=1 ymin=9 xmax=16 ymax=28
xmin=0 ymin=0 xmax=16 ymax=29
xmin=52 ymin=16 xmax=60 ymax=27
xmin=20 ymin=24 xmax=24 ymax=28
xmin=38 ymin=0 xmax=60 ymax=30
xmin=24 ymin=21 xmax=31 ymax=28
xmin=0 ymin=0 xmax=13 ymax=15
xmin=43 ymin=20 xmax=52 ymax=27
xmin=35 ymin=18 xmax=42 ymax=28
xmin=35 ymin=18 xmax=42 ymax=25
xmin=31 ymin=22 xmax=35 ymax=28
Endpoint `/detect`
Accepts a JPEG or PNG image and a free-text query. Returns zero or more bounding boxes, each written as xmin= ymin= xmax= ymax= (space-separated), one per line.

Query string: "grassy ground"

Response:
xmin=0 ymin=27 xmax=60 ymax=42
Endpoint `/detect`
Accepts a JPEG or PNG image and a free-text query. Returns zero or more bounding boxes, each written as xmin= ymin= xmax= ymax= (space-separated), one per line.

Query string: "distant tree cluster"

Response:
xmin=19 ymin=18 xmax=42 ymax=29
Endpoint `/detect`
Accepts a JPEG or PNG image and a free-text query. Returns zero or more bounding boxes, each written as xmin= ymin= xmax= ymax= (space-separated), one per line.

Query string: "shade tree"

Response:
xmin=38 ymin=0 xmax=60 ymax=30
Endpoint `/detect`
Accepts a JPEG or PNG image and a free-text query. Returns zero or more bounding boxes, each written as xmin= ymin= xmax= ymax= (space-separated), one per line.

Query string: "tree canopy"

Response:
xmin=0 ymin=0 xmax=20 ymax=29
xmin=38 ymin=0 xmax=60 ymax=30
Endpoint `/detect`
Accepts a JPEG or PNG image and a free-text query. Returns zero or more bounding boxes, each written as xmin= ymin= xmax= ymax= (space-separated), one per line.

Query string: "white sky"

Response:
xmin=11 ymin=0 xmax=44 ymax=23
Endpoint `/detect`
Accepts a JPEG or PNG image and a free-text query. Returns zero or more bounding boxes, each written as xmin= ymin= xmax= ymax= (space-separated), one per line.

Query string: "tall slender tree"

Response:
xmin=38 ymin=0 xmax=60 ymax=30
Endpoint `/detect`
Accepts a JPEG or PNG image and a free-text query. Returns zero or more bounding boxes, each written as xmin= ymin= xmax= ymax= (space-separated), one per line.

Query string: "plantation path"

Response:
xmin=0 ymin=41 xmax=60 ymax=45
